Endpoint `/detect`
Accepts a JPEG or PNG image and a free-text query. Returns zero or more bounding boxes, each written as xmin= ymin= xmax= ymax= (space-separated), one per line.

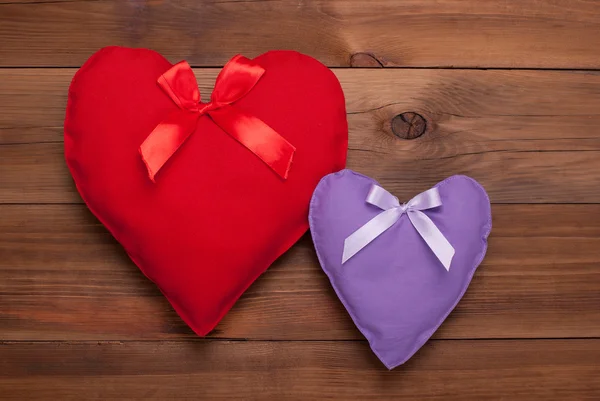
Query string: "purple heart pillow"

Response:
xmin=309 ymin=169 xmax=492 ymax=369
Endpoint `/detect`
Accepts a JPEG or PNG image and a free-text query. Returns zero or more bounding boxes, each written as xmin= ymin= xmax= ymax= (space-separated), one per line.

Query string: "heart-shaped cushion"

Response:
xmin=309 ymin=170 xmax=491 ymax=368
xmin=64 ymin=47 xmax=348 ymax=335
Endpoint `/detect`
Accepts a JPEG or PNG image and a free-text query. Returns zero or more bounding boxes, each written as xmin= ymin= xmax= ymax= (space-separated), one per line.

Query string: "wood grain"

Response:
xmin=2 ymin=1 xmax=600 ymax=399
xmin=0 ymin=339 xmax=598 ymax=400
xmin=2 ymin=69 xmax=600 ymax=203
xmin=1 ymin=204 xmax=599 ymax=341
xmin=2 ymin=0 xmax=600 ymax=68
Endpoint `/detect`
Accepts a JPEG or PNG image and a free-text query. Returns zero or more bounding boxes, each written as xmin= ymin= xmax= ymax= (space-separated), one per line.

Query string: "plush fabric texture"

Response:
xmin=64 ymin=47 xmax=348 ymax=335
xmin=309 ymin=170 xmax=491 ymax=369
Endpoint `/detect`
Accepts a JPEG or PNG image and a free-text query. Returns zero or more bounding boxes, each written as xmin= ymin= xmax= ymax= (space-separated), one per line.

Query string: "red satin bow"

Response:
xmin=139 ymin=55 xmax=296 ymax=182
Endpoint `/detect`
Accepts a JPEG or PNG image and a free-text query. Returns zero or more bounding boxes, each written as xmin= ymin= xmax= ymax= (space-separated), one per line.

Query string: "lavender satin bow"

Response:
xmin=342 ymin=184 xmax=455 ymax=270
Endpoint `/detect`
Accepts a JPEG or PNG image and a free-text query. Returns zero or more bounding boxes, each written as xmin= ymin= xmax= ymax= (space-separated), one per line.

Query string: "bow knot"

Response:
xmin=196 ymin=101 xmax=219 ymax=115
xmin=139 ymin=56 xmax=296 ymax=182
xmin=342 ymin=184 xmax=455 ymax=270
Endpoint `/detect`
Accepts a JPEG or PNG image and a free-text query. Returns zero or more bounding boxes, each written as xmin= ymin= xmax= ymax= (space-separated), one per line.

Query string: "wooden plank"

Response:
xmin=0 ymin=339 xmax=598 ymax=400
xmin=1 ymin=0 xmax=600 ymax=68
xmin=1 ymin=204 xmax=599 ymax=341
xmin=1 ymin=68 xmax=600 ymax=203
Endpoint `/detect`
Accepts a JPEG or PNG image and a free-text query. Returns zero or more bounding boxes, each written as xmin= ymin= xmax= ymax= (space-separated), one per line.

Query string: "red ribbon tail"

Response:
xmin=139 ymin=110 xmax=199 ymax=182
xmin=209 ymin=106 xmax=295 ymax=179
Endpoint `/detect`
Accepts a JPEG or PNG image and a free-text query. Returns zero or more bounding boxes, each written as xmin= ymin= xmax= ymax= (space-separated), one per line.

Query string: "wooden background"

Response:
xmin=1 ymin=0 xmax=600 ymax=399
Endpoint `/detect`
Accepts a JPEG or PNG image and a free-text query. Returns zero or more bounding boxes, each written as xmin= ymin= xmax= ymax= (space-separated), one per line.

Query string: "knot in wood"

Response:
xmin=391 ymin=112 xmax=426 ymax=139
xmin=349 ymin=52 xmax=384 ymax=68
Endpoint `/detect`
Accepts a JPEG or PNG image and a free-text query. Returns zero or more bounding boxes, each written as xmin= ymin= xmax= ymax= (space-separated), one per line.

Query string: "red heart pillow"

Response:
xmin=64 ymin=47 xmax=348 ymax=335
